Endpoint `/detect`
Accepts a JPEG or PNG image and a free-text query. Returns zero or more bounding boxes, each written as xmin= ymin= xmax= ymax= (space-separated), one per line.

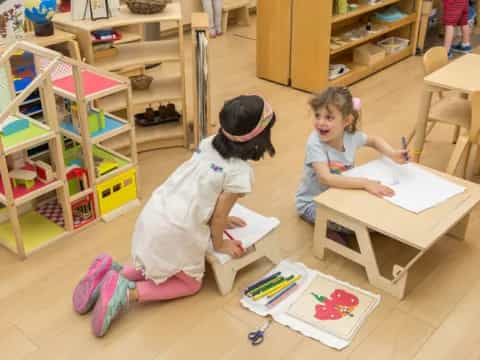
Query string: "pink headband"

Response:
xmin=221 ymin=97 xmax=274 ymax=143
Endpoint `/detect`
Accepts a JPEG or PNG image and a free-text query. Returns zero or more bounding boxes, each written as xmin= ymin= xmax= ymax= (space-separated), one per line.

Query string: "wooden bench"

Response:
xmin=222 ymin=0 xmax=251 ymax=33
xmin=206 ymin=230 xmax=282 ymax=295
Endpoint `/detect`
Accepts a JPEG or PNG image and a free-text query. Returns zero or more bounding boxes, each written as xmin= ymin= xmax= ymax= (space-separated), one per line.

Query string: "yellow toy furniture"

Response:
xmin=96 ymin=168 xmax=137 ymax=215
xmin=9 ymin=169 xmax=37 ymax=189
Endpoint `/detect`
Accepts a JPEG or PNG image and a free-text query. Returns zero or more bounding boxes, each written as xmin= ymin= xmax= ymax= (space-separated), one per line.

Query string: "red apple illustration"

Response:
xmin=311 ymin=289 xmax=359 ymax=321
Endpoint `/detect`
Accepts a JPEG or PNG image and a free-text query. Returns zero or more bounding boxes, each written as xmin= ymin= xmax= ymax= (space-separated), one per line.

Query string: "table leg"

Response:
xmin=65 ymin=39 xmax=81 ymax=61
xmin=315 ymin=207 xmax=409 ymax=299
xmin=448 ymin=214 xmax=470 ymax=241
xmin=313 ymin=207 xmax=328 ymax=259
xmin=412 ymin=87 xmax=433 ymax=162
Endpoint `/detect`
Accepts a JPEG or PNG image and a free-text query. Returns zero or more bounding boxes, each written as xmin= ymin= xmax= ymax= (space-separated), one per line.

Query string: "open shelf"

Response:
xmin=52 ymin=69 xmax=127 ymax=102
xmin=332 ymin=0 xmax=402 ymax=23
xmin=114 ymin=29 xmax=142 ymax=45
xmin=0 ymin=209 xmax=66 ymax=255
xmin=1 ymin=116 xmax=54 ymax=155
xmin=60 ymin=111 xmax=130 ymax=144
xmin=94 ymin=40 xmax=181 ymax=71
xmin=329 ymin=45 xmax=412 ymax=86
xmin=331 ymin=13 xmax=416 ymax=55
xmin=96 ymin=73 xmax=183 ymax=113
xmin=101 ymin=120 xmax=185 ymax=152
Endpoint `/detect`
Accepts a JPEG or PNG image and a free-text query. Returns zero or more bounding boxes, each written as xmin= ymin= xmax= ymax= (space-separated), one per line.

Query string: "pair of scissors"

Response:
xmin=248 ymin=318 xmax=272 ymax=345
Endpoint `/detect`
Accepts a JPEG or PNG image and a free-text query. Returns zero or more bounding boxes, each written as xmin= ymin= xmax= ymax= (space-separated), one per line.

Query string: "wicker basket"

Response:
xmin=130 ymin=75 xmax=153 ymax=90
xmin=125 ymin=0 xmax=170 ymax=14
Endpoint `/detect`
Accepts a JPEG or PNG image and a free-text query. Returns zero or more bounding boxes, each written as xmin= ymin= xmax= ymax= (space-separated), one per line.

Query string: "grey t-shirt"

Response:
xmin=295 ymin=130 xmax=368 ymax=214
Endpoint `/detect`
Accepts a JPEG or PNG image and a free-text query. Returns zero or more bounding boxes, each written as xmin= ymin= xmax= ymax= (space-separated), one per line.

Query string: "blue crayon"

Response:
xmin=244 ymin=271 xmax=282 ymax=295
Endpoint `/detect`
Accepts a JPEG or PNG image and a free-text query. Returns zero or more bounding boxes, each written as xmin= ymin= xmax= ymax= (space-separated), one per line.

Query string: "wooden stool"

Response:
xmin=206 ymin=230 xmax=282 ymax=295
xmin=222 ymin=0 xmax=251 ymax=33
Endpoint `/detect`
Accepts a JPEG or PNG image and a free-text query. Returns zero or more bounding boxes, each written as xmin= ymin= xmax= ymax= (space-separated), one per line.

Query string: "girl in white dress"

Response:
xmin=72 ymin=95 xmax=277 ymax=337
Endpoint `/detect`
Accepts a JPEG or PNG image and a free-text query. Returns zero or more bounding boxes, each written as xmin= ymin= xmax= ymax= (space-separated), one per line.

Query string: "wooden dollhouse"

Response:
xmin=0 ymin=41 xmax=140 ymax=259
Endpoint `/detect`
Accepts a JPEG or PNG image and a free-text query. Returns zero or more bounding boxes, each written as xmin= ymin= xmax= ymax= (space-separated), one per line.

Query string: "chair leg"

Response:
xmin=452 ymin=125 xmax=461 ymax=144
xmin=221 ymin=10 xmax=228 ymax=33
xmin=238 ymin=6 xmax=250 ymax=26
xmin=407 ymin=121 xmax=435 ymax=145
xmin=446 ymin=135 xmax=471 ymax=177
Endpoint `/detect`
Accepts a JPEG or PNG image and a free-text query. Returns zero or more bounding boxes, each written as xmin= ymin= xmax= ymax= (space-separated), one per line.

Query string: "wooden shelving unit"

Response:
xmin=257 ymin=0 xmax=422 ymax=92
xmin=53 ymin=3 xmax=188 ymax=152
xmin=0 ymin=41 xmax=140 ymax=259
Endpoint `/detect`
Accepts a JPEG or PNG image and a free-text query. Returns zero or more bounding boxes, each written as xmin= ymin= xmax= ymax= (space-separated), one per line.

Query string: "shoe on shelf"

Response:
xmin=451 ymin=43 xmax=472 ymax=54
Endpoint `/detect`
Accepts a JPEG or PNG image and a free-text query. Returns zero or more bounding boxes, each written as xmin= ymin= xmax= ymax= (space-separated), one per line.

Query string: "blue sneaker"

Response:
xmin=448 ymin=49 xmax=454 ymax=60
xmin=451 ymin=43 xmax=472 ymax=54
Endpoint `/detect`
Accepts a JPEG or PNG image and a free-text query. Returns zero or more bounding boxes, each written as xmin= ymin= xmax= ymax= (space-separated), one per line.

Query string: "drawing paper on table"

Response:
xmin=344 ymin=158 xmax=465 ymax=213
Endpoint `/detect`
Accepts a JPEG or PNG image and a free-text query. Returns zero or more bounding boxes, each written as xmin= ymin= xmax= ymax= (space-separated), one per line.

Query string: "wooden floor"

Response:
xmin=2 ymin=17 xmax=480 ymax=359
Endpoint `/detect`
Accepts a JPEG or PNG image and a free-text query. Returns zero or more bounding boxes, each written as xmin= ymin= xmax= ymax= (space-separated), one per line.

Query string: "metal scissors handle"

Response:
xmin=248 ymin=319 xmax=272 ymax=345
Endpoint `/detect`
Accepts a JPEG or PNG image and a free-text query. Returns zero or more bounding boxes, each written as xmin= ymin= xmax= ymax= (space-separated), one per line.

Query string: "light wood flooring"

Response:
xmin=1 ymin=17 xmax=480 ymax=360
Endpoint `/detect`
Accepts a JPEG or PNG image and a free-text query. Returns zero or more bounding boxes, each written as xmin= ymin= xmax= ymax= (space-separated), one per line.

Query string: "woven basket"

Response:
xmin=125 ymin=0 xmax=170 ymax=14
xmin=130 ymin=75 xmax=153 ymax=90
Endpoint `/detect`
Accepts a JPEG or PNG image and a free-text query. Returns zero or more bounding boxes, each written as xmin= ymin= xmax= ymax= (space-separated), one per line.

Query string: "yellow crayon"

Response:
xmin=253 ymin=275 xmax=301 ymax=301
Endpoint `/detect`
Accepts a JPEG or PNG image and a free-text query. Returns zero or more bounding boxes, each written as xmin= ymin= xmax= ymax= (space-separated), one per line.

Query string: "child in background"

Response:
xmin=202 ymin=0 xmax=223 ymax=37
xmin=443 ymin=0 xmax=472 ymax=57
xmin=73 ymin=95 xmax=276 ymax=337
xmin=295 ymin=87 xmax=408 ymax=242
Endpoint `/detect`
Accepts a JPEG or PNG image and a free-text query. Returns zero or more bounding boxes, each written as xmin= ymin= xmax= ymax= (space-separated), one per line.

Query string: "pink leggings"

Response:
xmin=121 ymin=266 xmax=202 ymax=303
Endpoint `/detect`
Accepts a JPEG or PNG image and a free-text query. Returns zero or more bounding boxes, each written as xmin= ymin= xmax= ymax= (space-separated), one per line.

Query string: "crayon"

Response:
xmin=265 ymin=275 xmax=301 ymax=298
xmin=243 ymin=271 xmax=282 ymax=295
xmin=253 ymin=275 xmax=300 ymax=301
xmin=248 ymin=276 xmax=285 ymax=297
xmin=266 ymin=282 xmax=298 ymax=308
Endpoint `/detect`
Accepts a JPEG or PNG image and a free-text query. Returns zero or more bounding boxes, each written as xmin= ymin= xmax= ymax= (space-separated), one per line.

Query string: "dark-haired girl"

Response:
xmin=72 ymin=95 xmax=276 ymax=337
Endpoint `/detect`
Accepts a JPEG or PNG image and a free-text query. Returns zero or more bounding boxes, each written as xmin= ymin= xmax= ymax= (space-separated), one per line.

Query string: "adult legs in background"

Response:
xmin=213 ymin=0 xmax=223 ymax=35
xmin=201 ymin=0 xmax=217 ymax=36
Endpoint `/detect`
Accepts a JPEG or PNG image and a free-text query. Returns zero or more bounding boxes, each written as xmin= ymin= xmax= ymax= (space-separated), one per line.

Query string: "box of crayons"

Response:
xmin=243 ymin=271 xmax=303 ymax=309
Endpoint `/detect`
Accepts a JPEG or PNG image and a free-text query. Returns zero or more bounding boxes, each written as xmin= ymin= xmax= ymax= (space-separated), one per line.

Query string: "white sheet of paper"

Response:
xmin=208 ymin=204 xmax=280 ymax=264
xmin=344 ymin=157 xmax=466 ymax=213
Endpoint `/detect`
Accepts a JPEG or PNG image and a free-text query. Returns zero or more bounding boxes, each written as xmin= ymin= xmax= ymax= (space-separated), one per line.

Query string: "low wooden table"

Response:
xmin=313 ymin=166 xmax=480 ymax=299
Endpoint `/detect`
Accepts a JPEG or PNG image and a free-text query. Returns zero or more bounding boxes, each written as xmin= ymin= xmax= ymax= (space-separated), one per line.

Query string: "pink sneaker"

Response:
xmin=72 ymin=254 xmax=113 ymax=314
xmin=91 ymin=270 xmax=134 ymax=337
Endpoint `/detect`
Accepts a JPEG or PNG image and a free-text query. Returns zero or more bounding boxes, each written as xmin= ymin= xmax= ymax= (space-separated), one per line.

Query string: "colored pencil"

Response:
xmin=247 ymin=276 xmax=285 ymax=297
xmin=265 ymin=275 xmax=301 ymax=298
xmin=223 ymin=230 xmax=235 ymax=241
xmin=253 ymin=275 xmax=300 ymax=301
xmin=243 ymin=271 xmax=282 ymax=295
xmin=266 ymin=283 xmax=299 ymax=308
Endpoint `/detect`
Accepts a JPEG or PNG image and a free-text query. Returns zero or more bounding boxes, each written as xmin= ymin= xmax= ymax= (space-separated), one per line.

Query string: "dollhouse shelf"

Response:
xmin=94 ymin=40 xmax=181 ymax=72
xmin=96 ymin=72 xmax=183 ymax=113
xmin=59 ymin=111 xmax=130 ymax=144
xmin=332 ymin=0 xmax=402 ymax=23
xmin=52 ymin=70 xmax=127 ymax=102
xmin=0 ymin=116 xmax=55 ymax=156
xmin=0 ymin=177 xmax=63 ymax=206
xmin=330 ymin=13 xmax=416 ymax=55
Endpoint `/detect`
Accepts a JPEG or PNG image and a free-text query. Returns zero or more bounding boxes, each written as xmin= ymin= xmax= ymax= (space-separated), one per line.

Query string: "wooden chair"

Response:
xmin=221 ymin=0 xmax=250 ymax=33
xmin=447 ymin=91 xmax=480 ymax=177
xmin=407 ymin=47 xmax=468 ymax=145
